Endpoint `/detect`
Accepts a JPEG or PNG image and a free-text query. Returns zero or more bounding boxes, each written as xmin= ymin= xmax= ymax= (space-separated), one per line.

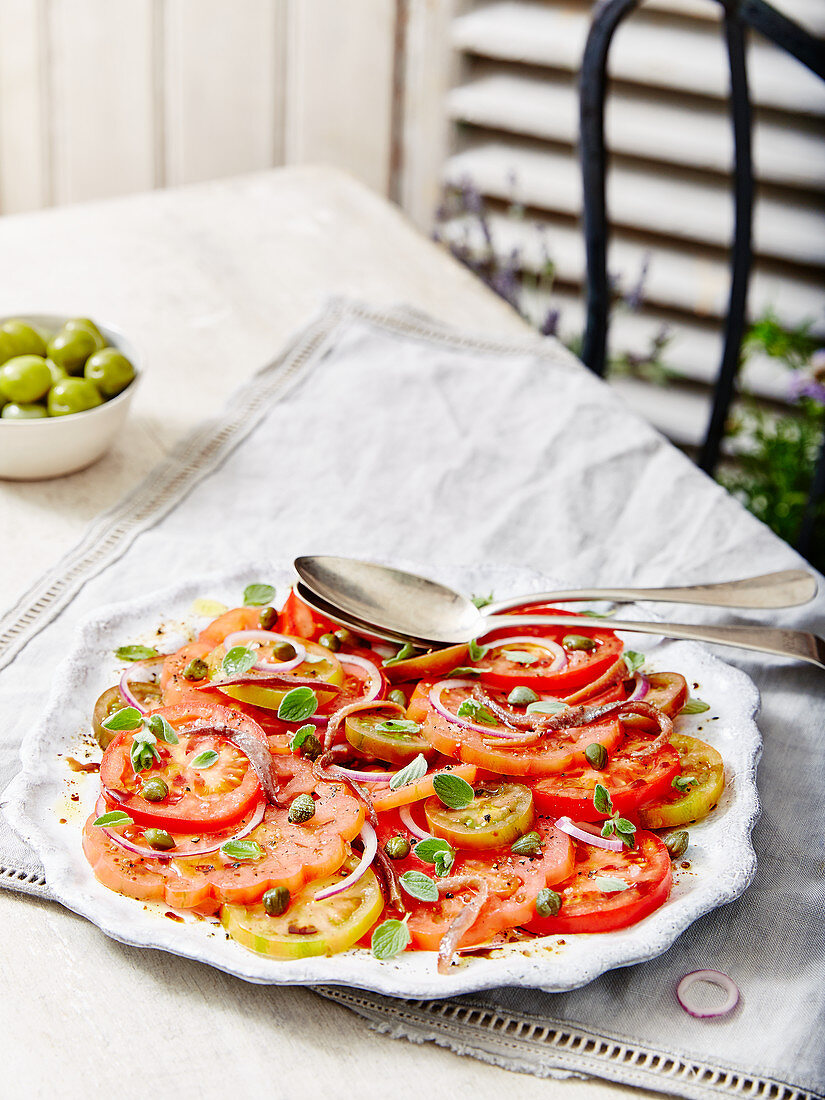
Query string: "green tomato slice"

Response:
xmin=220 ymin=865 xmax=384 ymax=959
xmin=638 ymin=732 xmax=725 ymax=828
xmin=345 ymin=711 xmax=435 ymax=764
xmin=210 ymin=638 xmax=343 ymax=711
xmin=424 ymin=782 xmax=534 ymax=850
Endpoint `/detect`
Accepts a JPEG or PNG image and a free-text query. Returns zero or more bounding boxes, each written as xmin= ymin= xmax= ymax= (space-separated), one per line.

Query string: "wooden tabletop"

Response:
xmin=0 ymin=166 xmax=653 ymax=1100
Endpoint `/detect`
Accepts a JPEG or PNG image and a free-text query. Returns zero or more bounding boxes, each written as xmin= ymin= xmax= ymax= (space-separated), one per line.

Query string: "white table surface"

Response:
xmin=0 ymin=166 xmax=655 ymax=1100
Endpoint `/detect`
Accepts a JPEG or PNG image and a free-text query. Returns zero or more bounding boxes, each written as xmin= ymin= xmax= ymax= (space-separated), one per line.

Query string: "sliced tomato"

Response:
xmin=638 ymin=732 xmax=725 ymax=828
xmin=99 ymin=703 xmax=267 ymax=831
xmin=370 ymin=764 xmax=478 ymax=811
xmin=160 ymin=641 xmax=217 ymax=706
xmin=384 ymin=644 xmax=470 ymax=684
xmin=278 ymin=588 xmax=337 ymax=641
xmin=197 ymin=607 xmax=262 ymax=647
xmin=531 ymin=726 xmax=681 ymax=820
xmin=377 ymin=812 xmax=574 ymax=950
xmin=479 ymin=605 xmax=624 ymax=693
xmin=525 ymin=830 xmax=672 ymax=935
xmin=82 ymin=813 xmax=171 ymax=902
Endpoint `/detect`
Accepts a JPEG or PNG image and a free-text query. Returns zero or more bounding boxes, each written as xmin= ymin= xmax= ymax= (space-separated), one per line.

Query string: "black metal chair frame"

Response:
xmin=579 ymin=0 xmax=825 ymax=558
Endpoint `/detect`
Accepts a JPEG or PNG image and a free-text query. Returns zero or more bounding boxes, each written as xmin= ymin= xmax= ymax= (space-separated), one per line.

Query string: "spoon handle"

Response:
xmin=483 ymin=614 xmax=825 ymax=670
xmin=484 ymin=569 xmax=817 ymax=614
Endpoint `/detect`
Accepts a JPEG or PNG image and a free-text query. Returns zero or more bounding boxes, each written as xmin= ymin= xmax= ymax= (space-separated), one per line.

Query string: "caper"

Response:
xmin=563 ymin=634 xmax=597 ymax=652
xmin=183 ymin=657 xmax=208 ymax=681
xmin=319 ymin=632 xmax=341 ymax=652
xmin=288 ymin=793 xmax=316 ymax=824
xmin=262 ymin=886 xmax=291 ymax=916
xmin=294 ymin=731 xmax=322 ymax=760
xmin=272 ymin=641 xmax=297 ymax=662
xmin=507 ymin=685 xmax=539 ymax=707
xmin=144 ymin=828 xmax=175 ymax=851
xmin=511 ymin=831 xmax=543 ymax=857
xmin=535 ymin=888 xmax=562 ymax=918
xmin=665 ymin=830 xmax=689 ymax=860
xmin=333 ymin=628 xmax=355 ymax=646
xmin=258 ymin=606 xmax=278 ymax=631
xmin=388 ymin=688 xmax=407 ymax=707
xmin=584 ymin=742 xmax=608 ymax=770
xmin=141 ymin=777 xmax=169 ymax=802
xmin=384 ymin=835 xmax=411 ymax=860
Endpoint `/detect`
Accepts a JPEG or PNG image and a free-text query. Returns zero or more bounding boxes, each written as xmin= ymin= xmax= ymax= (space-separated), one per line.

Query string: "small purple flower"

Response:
xmin=789 ymin=372 xmax=825 ymax=406
xmin=540 ymin=308 xmax=560 ymax=337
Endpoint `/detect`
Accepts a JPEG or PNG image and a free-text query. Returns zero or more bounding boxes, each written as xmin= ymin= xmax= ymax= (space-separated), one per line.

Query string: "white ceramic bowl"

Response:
xmin=0 ymin=313 xmax=140 ymax=480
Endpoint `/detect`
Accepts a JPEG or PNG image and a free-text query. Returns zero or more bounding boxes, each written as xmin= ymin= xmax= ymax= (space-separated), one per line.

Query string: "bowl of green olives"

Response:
xmin=0 ymin=314 xmax=139 ymax=479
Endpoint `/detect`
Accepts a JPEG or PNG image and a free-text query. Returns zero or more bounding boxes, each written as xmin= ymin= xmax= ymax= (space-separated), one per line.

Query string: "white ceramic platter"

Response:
xmin=1 ymin=561 xmax=761 ymax=999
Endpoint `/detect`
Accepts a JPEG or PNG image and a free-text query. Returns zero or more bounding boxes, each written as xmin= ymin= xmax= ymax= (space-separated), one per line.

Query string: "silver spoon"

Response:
xmin=294 ymin=557 xmax=825 ymax=670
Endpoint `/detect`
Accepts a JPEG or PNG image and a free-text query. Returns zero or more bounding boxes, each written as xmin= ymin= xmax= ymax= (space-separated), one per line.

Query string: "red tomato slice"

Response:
xmin=160 ymin=641 xmax=218 ymax=706
xmin=525 ymin=830 xmax=672 ymax=935
xmin=384 ymin=644 xmax=470 ymax=684
xmin=99 ymin=703 xmax=267 ymax=831
xmin=480 ymin=606 xmax=623 ymax=693
xmin=376 ymin=812 xmax=574 ymax=950
xmin=278 ymin=588 xmax=337 ymax=641
xmin=531 ymin=726 xmax=681 ymax=820
xmin=197 ymin=607 xmax=262 ymax=647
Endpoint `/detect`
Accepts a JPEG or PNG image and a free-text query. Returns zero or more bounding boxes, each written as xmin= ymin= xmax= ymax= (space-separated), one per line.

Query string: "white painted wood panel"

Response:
xmin=284 ymin=0 xmax=396 ymax=195
xmin=48 ymin=0 xmax=157 ymax=205
xmin=163 ymin=0 xmax=286 ymax=187
xmin=0 ymin=0 xmax=50 ymax=213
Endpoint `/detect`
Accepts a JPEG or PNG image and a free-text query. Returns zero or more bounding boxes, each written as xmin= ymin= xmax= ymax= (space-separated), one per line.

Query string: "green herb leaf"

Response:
xmin=432 ymin=773 xmax=474 ymax=810
xmin=389 ymin=753 xmax=428 ymax=790
xmin=468 ymin=638 xmax=487 ymax=662
xmin=102 ymin=706 xmax=143 ymax=731
xmin=399 ymin=870 xmax=439 ymax=902
xmin=501 ymin=649 xmax=539 ymax=665
xmin=371 ymin=917 xmax=411 ymax=960
xmin=191 ymin=749 xmax=219 ymax=769
xmin=525 ymin=698 xmax=568 ymax=716
xmin=593 ymin=783 xmax=613 ymax=816
xmin=508 ymin=686 xmax=539 ymax=706
xmin=601 ymin=819 xmax=616 ymax=838
xmin=672 ymin=774 xmax=697 ymax=792
xmin=594 ymin=876 xmax=630 ymax=893
xmin=220 ymin=839 xmax=263 ymax=861
xmin=374 ymin=719 xmax=421 ymax=735
xmin=578 ymin=609 xmax=616 ymax=619
xmin=277 ymin=686 xmax=318 ymax=722
xmin=680 ymin=697 xmax=710 ymax=715
xmin=222 ymin=645 xmax=256 ymax=678
xmin=145 ymin=713 xmax=179 ymax=744
xmin=382 ymin=642 xmax=416 ymax=667
xmin=433 ymin=849 xmax=455 ymax=877
xmin=92 ymin=811 xmax=133 ymax=829
xmin=471 ymin=592 xmax=494 ymax=610
xmin=456 ymin=698 xmax=497 ymax=725
xmin=413 ymin=837 xmax=453 ymax=863
xmin=129 ymin=728 xmax=160 ymax=773
xmin=623 ymin=650 xmax=646 ymax=674
xmin=290 ymin=724 xmax=317 ymax=750
xmin=447 ymin=666 xmax=483 ymax=677
xmin=614 ymin=818 xmax=637 ymax=848
xmin=243 ymin=583 xmax=275 ymax=607
xmin=115 ymin=645 xmax=160 ymax=662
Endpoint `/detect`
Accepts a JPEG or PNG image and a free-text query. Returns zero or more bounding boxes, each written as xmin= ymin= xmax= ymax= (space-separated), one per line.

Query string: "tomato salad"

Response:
xmin=83 ymin=586 xmax=724 ymax=973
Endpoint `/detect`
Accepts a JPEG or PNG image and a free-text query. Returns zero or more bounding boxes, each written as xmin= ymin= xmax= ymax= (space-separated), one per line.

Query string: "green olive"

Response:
xmin=47 ymin=377 xmax=103 ymax=416
xmin=144 ymin=828 xmax=175 ymax=851
xmin=319 ymin=632 xmax=341 ymax=652
xmin=263 ymin=886 xmax=291 ymax=916
xmin=45 ymin=358 xmax=68 ymax=385
xmin=272 ymin=640 xmax=297 ymax=662
xmin=584 ymin=742 xmax=608 ymax=770
xmin=1 ymin=402 xmax=48 ymax=419
xmin=0 ymin=331 xmax=16 ymax=366
xmin=333 ymin=628 xmax=356 ymax=646
xmin=563 ymin=634 xmax=597 ymax=652
xmin=0 ymin=355 xmax=51 ymax=403
xmin=258 ymin=606 xmax=278 ymax=631
xmin=183 ymin=657 xmax=208 ymax=681
xmin=64 ymin=317 xmax=106 ymax=350
xmin=288 ymin=794 xmax=316 ymax=824
xmin=47 ymin=329 xmax=97 ymax=376
xmin=384 ymin=835 xmax=411 ymax=860
xmin=387 ymin=688 xmax=407 ymax=707
xmin=1 ymin=320 xmax=47 ymax=358
xmin=84 ymin=347 xmax=135 ymax=397
xmin=141 ymin=777 xmax=169 ymax=802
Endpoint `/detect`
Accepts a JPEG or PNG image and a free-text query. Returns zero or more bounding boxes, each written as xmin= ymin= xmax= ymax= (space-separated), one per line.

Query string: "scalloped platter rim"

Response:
xmin=1 ymin=560 xmax=762 ymax=999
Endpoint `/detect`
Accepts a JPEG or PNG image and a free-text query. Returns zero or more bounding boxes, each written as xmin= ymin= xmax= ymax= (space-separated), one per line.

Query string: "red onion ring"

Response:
xmin=339 ymin=654 xmax=384 ymax=702
xmin=314 ymin=823 xmax=377 ymax=900
xmin=555 ymin=816 xmax=624 ymax=852
xmin=628 ymin=674 xmax=650 ymax=702
xmin=119 ymin=656 xmax=165 ymax=714
xmin=676 ymin=970 xmax=740 ymax=1018
xmin=484 ymin=635 xmax=567 ymax=671
xmin=436 ymin=875 xmax=490 ymax=973
xmin=332 ymin=765 xmax=396 ymax=784
xmin=399 ymin=802 xmax=433 ymax=841
xmin=223 ymin=630 xmax=306 ymax=673
xmin=95 ymin=795 xmax=266 ymax=859
xmin=429 ymin=679 xmax=522 ymax=739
